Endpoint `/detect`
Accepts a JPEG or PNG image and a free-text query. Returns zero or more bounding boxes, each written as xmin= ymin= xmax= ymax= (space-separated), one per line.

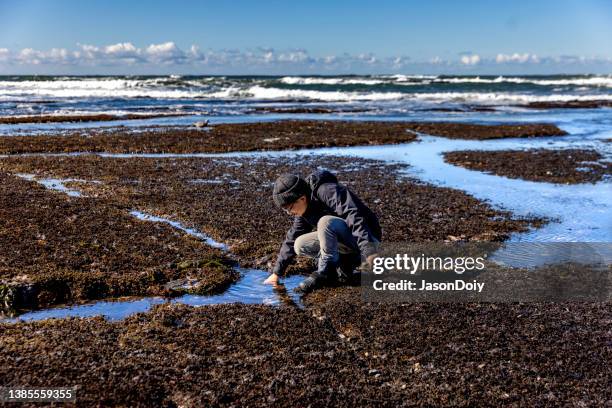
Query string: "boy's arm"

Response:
xmin=270 ymin=216 xmax=313 ymax=277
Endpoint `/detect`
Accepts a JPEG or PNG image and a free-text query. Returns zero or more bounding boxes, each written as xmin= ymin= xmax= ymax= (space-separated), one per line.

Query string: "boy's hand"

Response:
xmin=264 ymin=273 xmax=279 ymax=286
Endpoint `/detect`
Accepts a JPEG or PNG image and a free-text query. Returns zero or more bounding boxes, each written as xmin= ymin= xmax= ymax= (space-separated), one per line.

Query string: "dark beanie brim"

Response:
xmin=273 ymin=173 xmax=310 ymax=207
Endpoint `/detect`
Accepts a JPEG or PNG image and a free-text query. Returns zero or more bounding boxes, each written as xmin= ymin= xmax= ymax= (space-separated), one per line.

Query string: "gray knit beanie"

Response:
xmin=273 ymin=173 xmax=310 ymax=207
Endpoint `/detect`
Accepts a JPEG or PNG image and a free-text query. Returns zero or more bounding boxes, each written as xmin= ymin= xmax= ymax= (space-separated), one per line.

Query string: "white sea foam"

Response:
xmin=0 ymin=82 xmax=198 ymax=99
xmin=382 ymin=74 xmax=439 ymax=81
xmin=246 ymin=87 xmax=612 ymax=103
xmin=2 ymin=109 xmax=185 ymax=119
xmin=244 ymin=85 xmax=405 ymax=101
xmin=279 ymin=76 xmax=386 ymax=85
xmin=431 ymin=75 xmax=612 ymax=87
xmin=279 ymin=74 xmax=612 ymax=87
xmin=408 ymin=92 xmax=612 ymax=103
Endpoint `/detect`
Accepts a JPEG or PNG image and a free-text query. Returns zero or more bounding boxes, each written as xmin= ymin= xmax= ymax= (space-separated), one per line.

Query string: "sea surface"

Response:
xmin=1 ymin=74 xmax=611 ymax=120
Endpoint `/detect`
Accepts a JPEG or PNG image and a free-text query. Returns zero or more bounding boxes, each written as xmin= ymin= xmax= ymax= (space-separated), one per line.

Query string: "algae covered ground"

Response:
xmin=1 ymin=301 xmax=610 ymax=406
xmin=444 ymin=148 xmax=612 ymax=184
xmin=0 ymin=120 xmax=566 ymax=154
xmin=0 ymin=120 xmax=609 ymax=407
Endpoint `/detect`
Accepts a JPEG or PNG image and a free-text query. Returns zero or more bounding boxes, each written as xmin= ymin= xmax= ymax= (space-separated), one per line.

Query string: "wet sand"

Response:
xmin=444 ymin=149 xmax=612 ymax=184
xmin=0 ymin=172 xmax=237 ymax=312
xmin=1 ymin=301 xmax=609 ymax=406
xmin=0 ymin=120 xmax=566 ymax=154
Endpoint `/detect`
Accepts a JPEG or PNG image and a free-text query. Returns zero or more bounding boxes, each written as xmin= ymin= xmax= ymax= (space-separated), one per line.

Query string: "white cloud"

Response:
xmin=277 ymin=50 xmax=311 ymax=63
xmin=323 ymin=55 xmax=337 ymax=64
xmin=496 ymin=53 xmax=539 ymax=63
xmin=391 ymin=56 xmax=410 ymax=68
xmin=0 ymin=48 xmax=10 ymax=61
xmin=357 ymin=53 xmax=377 ymax=64
xmin=460 ymin=54 xmax=480 ymax=65
xmin=106 ymin=42 xmax=139 ymax=57
xmin=0 ymin=42 xmax=611 ymax=73
xmin=17 ymin=48 xmax=43 ymax=65
xmin=146 ymin=42 xmax=187 ymax=64
xmin=77 ymin=42 xmax=143 ymax=64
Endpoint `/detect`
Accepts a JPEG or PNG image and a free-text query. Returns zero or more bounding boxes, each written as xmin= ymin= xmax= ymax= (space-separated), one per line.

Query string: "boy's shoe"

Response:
xmin=336 ymin=253 xmax=361 ymax=284
xmin=295 ymin=272 xmax=328 ymax=294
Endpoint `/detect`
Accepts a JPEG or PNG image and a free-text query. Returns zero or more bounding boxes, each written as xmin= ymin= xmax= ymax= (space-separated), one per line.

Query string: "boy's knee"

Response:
xmin=294 ymin=234 xmax=318 ymax=257
xmin=317 ymin=215 xmax=339 ymax=231
xmin=294 ymin=237 xmax=305 ymax=256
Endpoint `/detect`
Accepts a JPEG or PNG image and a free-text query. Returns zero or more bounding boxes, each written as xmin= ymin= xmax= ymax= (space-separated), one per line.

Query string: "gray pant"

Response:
xmin=294 ymin=216 xmax=360 ymax=272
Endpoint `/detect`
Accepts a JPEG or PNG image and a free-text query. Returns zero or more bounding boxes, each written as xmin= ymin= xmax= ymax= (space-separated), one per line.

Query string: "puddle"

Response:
xmin=15 ymin=173 xmax=101 ymax=197
xmin=174 ymin=268 xmax=303 ymax=308
xmin=3 ymin=268 xmax=303 ymax=323
xmin=3 ymin=297 xmax=167 ymax=322
xmin=130 ymin=210 xmax=229 ymax=251
xmin=190 ymin=178 xmax=241 ymax=185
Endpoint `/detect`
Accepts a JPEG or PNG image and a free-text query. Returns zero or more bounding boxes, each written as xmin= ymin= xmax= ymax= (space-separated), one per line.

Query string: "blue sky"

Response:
xmin=1 ymin=0 xmax=611 ymax=74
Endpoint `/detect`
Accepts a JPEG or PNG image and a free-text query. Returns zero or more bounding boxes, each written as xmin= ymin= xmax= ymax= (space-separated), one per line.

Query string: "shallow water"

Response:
xmin=130 ymin=210 xmax=229 ymax=251
xmin=15 ymin=173 xmax=98 ymax=197
xmin=3 ymin=268 xmax=303 ymax=323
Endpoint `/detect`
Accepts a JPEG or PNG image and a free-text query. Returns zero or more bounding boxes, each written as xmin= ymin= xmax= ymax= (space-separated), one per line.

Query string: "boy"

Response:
xmin=264 ymin=170 xmax=381 ymax=293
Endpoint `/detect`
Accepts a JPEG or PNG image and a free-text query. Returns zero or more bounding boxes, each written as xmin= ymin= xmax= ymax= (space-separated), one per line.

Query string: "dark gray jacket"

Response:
xmin=272 ymin=170 xmax=382 ymax=276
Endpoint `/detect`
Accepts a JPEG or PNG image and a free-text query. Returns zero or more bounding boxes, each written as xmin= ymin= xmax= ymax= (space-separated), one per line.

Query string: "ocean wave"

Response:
xmin=279 ymin=74 xmax=612 ymax=88
xmin=1 ymin=76 xmax=611 ymax=103
xmin=277 ymin=74 xmax=612 ymax=87
xmin=431 ymin=76 xmax=612 ymax=87
xmin=279 ymin=76 xmax=386 ymax=85
xmin=409 ymin=92 xmax=612 ymax=103
xmin=0 ymin=86 xmax=201 ymax=99
xmin=3 ymin=109 xmax=183 ymax=118
xmin=244 ymin=88 xmax=612 ymax=103
xmin=243 ymin=86 xmax=405 ymax=101
xmin=380 ymin=74 xmax=439 ymax=81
